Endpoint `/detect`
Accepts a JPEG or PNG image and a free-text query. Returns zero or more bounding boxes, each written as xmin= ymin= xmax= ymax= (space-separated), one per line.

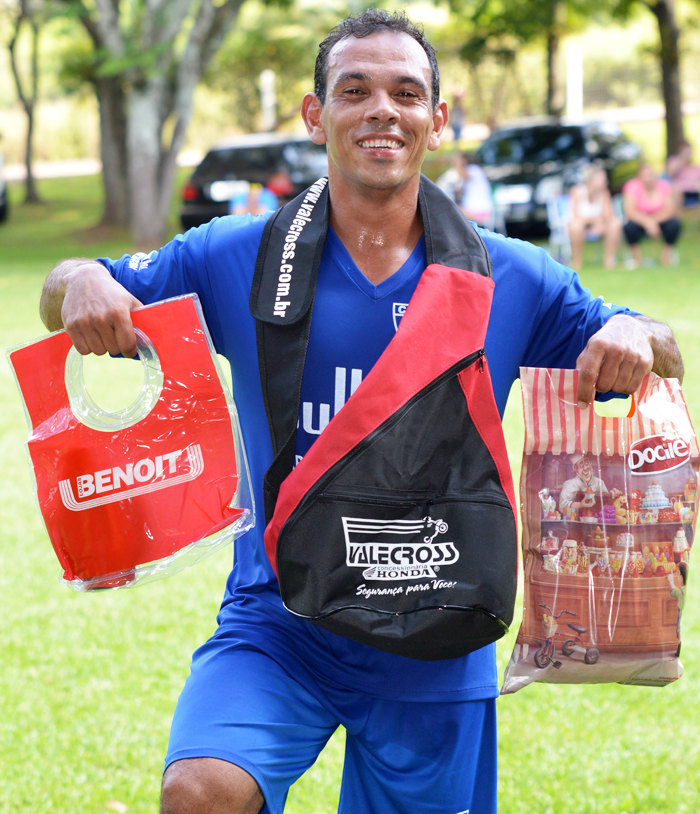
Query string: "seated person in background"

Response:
xmin=437 ymin=152 xmax=494 ymax=228
xmin=568 ymin=165 xmax=621 ymax=270
xmin=622 ymin=163 xmax=682 ymax=267
xmin=230 ymin=182 xmax=278 ymax=216
xmin=230 ymin=172 xmax=293 ymax=216
xmin=666 ymin=140 xmax=700 ymax=207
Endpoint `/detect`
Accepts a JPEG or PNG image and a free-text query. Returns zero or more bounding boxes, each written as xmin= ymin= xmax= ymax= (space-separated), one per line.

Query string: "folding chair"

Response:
xmin=546 ymin=194 xmax=572 ymax=264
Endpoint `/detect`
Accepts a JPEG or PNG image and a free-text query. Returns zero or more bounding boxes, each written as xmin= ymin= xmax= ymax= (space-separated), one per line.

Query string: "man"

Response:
xmin=40 ymin=11 xmax=683 ymax=814
xmin=437 ymin=151 xmax=494 ymax=228
xmin=559 ymin=452 xmax=622 ymax=513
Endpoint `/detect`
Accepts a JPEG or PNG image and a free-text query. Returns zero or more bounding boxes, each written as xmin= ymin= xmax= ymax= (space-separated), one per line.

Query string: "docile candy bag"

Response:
xmin=501 ymin=368 xmax=698 ymax=694
xmin=7 ymin=294 xmax=254 ymax=591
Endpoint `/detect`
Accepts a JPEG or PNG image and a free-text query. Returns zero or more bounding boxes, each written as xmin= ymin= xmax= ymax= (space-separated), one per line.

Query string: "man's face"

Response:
xmin=574 ymin=456 xmax=593 ymax=483
xmin=302 ymin=31 xmax=447 ymax=195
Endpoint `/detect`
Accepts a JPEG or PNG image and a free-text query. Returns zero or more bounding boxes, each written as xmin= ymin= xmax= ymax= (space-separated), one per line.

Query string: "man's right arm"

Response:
xmin=40 ymin=258 xmax=143 ymax=357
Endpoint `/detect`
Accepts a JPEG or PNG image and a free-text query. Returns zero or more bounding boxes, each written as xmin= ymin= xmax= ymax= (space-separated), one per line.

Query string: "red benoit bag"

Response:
xmin=501 ymin=368 xmax=698 ymax=693
xmin=8 ymin=295 xmax=253 ymax=590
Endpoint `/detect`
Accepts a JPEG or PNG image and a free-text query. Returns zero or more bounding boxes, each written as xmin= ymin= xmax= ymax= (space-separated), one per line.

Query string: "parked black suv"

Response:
xmin=180 ymin=132 xmax=328 ymax=230
xmin=476 ymin=120 xmax=642 ymax=234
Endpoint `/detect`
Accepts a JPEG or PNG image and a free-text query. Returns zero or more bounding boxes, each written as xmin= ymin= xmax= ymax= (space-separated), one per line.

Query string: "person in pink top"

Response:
xmin=666 ymin=140 xmax=700 ymax=207
xmin=622 ymin=163 xmax=682 ymax=267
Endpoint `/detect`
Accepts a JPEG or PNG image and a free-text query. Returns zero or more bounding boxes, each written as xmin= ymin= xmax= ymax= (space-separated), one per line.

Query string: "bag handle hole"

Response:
xmin=65 ymin=328 xmax=164 ymax=432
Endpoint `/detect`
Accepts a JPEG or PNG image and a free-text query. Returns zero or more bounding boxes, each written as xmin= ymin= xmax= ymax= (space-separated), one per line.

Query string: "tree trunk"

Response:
xmin=73 ymin=0 xmax=245 ymax=245
xmin=23 ymin=97 xmax=40 ymax=204
xmin=546 ymin=0 xmax=567 ymax=118
xmin=649 ymin=0 xmax=685 ymax=158
xmin=127 ymin=83 xmax=167 ymax=247
xmin=95 ymin=76 xmax=130 ymax=227
xmin=8 ymin=5 xmax=42 ymax=204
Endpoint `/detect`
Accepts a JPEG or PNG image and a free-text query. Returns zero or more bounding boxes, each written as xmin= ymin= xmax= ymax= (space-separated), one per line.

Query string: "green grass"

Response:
xmin=1 ymin=175 xmax=700 ymax=813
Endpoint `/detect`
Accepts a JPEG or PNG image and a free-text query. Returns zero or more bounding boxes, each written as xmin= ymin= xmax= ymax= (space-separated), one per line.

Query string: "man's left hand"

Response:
xmin=575 ymin=314 xmax=655 ymax=409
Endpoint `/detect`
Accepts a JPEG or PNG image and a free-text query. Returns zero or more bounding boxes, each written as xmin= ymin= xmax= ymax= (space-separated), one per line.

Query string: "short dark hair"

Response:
xmin=314 ymin=9 xmax=440 ymax=110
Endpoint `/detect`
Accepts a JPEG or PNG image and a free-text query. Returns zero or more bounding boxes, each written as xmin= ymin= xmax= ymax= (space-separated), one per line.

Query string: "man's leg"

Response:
xmin=336 ymin=694 xmax=497 ymax=814
xmin=161 ymin=639 xmax=339 ymax=814
xmin=161 ymin=758 xmax=264 ymax=814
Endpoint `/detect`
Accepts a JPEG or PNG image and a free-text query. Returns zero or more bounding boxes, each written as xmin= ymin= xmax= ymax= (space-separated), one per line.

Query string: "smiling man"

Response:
xmin=39 ymin=10 xmax=682 ymax=814
xmin=559 ymin=452 xmax=622 ymax=512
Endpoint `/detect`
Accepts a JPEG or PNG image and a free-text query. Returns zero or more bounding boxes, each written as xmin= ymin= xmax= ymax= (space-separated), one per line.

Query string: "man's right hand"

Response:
xmin=40 ymin=259 xmax=143 ymax=357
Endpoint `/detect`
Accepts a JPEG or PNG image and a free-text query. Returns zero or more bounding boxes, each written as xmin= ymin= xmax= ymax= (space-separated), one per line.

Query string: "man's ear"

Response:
xmin=301 ymin=93 xmax=327 ymax=145
xmin=428 ymin=100 xmax=449 ymax=152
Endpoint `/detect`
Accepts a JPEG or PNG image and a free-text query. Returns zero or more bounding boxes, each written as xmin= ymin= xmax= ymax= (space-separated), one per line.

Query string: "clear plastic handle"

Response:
xmin=64 ymin=328 xmax=164 ymax=432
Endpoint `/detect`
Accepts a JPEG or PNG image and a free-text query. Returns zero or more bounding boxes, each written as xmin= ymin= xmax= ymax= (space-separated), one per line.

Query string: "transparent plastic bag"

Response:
xmin=7 ymin=294 xmax=254 ymax=591
xmin=502 ymin=368 xmax=697 ymax=694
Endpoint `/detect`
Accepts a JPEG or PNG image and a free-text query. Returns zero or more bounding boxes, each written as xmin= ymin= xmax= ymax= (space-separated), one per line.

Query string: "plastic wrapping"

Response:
xmin=502 ymin=368 xmax=697 ymax=694
xmin=7 ymin=294 xmax=254 ymax=591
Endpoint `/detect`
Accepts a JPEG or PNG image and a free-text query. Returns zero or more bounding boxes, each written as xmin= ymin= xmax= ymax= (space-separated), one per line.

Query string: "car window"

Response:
xmin=284 ymin=141 xmax=328 ymax=180
xmin=479 ymin=126 xmax=585 ymax=166
xmin=195 ymin=145 xmax=284 ymax=179
xmin=532 ymin=128 xmax=584 ymax=161
xmin=478 ymin=134 xmax=525 ymax=166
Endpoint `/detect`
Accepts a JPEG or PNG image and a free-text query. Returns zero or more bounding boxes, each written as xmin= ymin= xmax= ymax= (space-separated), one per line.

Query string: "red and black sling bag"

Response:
xmin=249 ymin=175 xmax=518 ymax=661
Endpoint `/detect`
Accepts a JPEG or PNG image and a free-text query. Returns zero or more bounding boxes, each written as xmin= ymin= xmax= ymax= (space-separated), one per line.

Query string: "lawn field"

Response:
xmin=1 ymin=176 xmax=699 ymax=814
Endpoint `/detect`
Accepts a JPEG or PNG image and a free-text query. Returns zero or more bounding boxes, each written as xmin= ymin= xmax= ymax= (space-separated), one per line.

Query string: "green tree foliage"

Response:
xmin=445 ymin=0 xmax=689 ymax=156
xmin=53 ymin=0 xmax=247 ymax=245
xmin=445 ymin=0 xmax=610 ymax=117
xmin=610 ymin=0 xmax=686 ymax=156
xmin=204 ymin=0 xmax=379 ymax=133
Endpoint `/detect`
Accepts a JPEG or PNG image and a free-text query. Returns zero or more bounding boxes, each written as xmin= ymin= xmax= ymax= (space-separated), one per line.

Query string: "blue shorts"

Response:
xmin=165 ymin=625 xmax=497 ymax=814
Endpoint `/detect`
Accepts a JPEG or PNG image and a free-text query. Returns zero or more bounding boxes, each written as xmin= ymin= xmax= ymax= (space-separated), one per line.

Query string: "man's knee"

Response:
xmin=161 ymin=757 xmax=265 ymax=814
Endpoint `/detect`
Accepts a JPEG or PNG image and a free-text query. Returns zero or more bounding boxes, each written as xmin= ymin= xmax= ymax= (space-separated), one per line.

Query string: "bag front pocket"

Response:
xmin=277 ymin=488 xmax=517 ymax=660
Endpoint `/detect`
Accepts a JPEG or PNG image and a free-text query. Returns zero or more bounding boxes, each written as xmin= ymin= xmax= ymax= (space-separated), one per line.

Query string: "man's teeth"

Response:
xmin=362 ymin=139 xmax=402 ymax=148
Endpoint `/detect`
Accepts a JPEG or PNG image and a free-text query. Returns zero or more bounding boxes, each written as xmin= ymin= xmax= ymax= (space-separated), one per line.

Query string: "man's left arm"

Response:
xmin=575 ymin=313 xmax=684 ymax=410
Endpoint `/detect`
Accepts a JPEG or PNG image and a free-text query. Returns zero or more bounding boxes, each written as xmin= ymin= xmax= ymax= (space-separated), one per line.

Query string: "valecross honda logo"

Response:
xmin=58 ymin=445 xmax=204 ymax=511
xmin=343 ymin=516 xmax=459 ymax=581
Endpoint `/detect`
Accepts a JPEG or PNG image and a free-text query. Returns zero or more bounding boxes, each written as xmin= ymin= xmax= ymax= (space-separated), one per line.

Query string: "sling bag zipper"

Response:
xmin=280 ymin=347 xmax=487 ymax=531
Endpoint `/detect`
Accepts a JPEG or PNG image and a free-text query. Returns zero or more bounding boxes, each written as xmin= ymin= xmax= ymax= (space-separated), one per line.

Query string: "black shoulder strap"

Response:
xmin=418 ymin=174 xmax=493 ymax=278
xmin=249 ymin=178 xmax=329 ymax=522
xmin=249 ymin=174 xmax=490 ymax=523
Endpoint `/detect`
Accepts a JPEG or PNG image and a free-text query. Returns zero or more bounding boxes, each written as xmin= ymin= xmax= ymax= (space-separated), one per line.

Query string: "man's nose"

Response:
xmin=365 ymin=90 xmax=398 ymax=122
